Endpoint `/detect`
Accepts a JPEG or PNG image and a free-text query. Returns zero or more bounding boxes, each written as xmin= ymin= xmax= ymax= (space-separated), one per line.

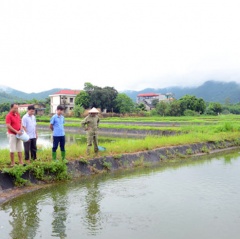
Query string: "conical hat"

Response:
xmin=89 ymin=107 xmax=99 ymax=113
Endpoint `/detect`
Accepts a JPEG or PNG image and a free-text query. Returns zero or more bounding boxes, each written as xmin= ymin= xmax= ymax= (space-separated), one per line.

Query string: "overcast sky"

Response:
xmin=1 ymin=0 xmax=240 ymax=93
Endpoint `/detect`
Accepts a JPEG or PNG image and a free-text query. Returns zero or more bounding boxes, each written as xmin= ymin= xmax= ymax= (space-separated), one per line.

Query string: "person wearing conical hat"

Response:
xmin=81 ymin=107 xmax=100 ymax=155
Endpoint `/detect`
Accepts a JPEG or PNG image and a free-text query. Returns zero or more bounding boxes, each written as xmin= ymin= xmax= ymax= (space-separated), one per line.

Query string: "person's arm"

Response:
xmin=81 ymin=117 xmax=89 ymax=130
xmin=97 ymin=117 xmax=100 ymax=128
xmin=50 ymin=116 xmax=54 ymax=131
xmin=50 ymin=124 xmax=53 ymax=131
xmin=22 ymin=116 xmax=27 ymax=133
xmin=6 ymin=115 xmax=22 ymax=135
xmin=35 ymin=116 xmax=38 ymax=139
xmin=6 ymin=124 xmax=22 ymax=135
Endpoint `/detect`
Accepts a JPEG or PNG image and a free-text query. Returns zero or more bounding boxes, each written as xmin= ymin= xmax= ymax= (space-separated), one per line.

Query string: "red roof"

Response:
xmin=137 ymin=93 xmax=159 ymax=97
xmin=53 ymin=90 xmax=81 ymax=95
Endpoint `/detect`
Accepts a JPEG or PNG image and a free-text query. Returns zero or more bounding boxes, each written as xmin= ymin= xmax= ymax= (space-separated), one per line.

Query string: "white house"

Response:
xmin=18 ymin=103 xmax=46 ymax=115
xmin=137 ymin=93 xmax=174 ymax=110
xmin=49 ymin=90 xmax=81 ymax=114
xmin=18 ymin=104 xmax=31 ymax=113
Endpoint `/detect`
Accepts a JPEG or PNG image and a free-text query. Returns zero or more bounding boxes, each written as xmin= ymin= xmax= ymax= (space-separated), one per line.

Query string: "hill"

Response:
xmin=0 ymin=86 xmax=63 ymax=102
xmin=1 ymin=80 xmax=240 ymax=104
xmin=124 ymin=80 xmax=240 ymax=104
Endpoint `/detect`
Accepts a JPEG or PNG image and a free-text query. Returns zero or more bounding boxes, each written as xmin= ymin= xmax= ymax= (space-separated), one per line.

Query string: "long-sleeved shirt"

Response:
xmin=81 ymin=115 xmax=100 ymax=131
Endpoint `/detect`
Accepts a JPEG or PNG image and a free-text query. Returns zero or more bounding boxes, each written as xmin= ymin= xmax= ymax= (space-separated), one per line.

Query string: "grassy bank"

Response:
xmin=33 ymin=114 xmax=240 ymax=123
xmin=0 ymin=121 xmax=239 ymax=170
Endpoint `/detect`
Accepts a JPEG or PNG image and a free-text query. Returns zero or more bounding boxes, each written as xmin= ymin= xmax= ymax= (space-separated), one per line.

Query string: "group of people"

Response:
xmin=5 ymin=103 xmax=100 ymax=166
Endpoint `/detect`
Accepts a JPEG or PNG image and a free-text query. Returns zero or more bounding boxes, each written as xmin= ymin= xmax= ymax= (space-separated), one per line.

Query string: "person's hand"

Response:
xmin=16 ymin=130 xmax=23 ymax=135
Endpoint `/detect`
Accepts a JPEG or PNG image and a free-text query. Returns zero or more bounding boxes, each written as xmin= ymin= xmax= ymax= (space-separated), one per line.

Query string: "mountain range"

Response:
xmin=0 ymin=86 xmax=62 ymax=103
xmin=0 ymin=80 xmax=240 ymax=104
xmin=123 ymin=80 xmax=240 ymax=104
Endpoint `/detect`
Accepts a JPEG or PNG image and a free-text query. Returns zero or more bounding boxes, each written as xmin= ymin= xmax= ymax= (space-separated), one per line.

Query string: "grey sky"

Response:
xmin=0 ymin=0 xmax=240 ymax=93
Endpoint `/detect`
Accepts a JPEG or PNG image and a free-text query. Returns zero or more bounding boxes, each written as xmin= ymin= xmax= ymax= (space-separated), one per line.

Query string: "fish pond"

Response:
xmin=0 ymin=128 xmax=138 ymax=150
xmin=1 ymin=150 xmax=240 ymax=239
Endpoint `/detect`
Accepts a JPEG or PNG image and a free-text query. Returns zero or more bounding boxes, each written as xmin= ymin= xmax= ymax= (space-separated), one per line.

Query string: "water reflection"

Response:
xmin=84 ymin=179 xmax=102 ymax=235
xmin=5 ymin=196 xmax=40 ymax=239
xmin=50 ymin=184 xmax=68 ymax=239
xmin=1 ymin=150 xmax=240 ymax=239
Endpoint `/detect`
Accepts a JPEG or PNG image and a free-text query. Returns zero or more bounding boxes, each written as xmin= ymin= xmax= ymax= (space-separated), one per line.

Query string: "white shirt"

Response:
xmin=22 ymin=113 xmax=37 ymax=139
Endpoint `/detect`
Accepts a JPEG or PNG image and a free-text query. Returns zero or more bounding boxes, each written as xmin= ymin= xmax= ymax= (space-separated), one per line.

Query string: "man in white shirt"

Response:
xmin=22 ymin=105 xmax=38 ymax=163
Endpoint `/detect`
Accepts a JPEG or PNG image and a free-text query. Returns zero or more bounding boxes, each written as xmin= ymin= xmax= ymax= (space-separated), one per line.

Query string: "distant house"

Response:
xmin=18 ymin=104 xmax=31 ymax=113
xmin=18 ymin=103 xmax=46 ymax=116
xmin=49 ymin=90 xmax=81 ymax=114
xmin=137 ymin=93 xmax=174 ymax=110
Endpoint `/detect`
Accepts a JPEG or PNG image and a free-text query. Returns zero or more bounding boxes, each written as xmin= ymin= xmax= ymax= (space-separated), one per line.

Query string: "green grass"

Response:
xmin=0 ymin=125 xmax=239 ymax=170
xmin=0 ymin=117 xmax=240 ymax=170
xmin=31 ymin=114 xmax=240 ymax=123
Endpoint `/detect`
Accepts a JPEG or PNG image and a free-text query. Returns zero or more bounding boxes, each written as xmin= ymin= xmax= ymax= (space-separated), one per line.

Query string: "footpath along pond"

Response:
xmin=1 ymin=150 xmax=240 ymax=239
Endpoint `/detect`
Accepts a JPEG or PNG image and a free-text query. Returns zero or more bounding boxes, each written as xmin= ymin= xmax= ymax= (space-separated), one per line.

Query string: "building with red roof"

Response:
xmin=49 ymin=89 xmax=81 ymax=114
xmin=137 ymin=92 xmax=173 ymax=110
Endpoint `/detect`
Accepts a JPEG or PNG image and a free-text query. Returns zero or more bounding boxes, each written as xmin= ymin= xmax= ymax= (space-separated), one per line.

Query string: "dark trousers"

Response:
xmin=52 ymin=136 xmax=65 ymax=152
xmin=24 ymin=138 xmax=37 ymax=160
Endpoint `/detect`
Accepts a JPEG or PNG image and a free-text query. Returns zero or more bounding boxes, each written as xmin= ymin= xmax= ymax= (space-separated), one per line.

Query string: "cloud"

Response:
xmin=0 ymin=0 xmax=240 ymax=92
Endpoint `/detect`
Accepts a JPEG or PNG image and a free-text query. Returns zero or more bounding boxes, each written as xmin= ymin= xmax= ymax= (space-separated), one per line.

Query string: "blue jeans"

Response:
xmin=52 ymin=136 xmax=65 ymax=152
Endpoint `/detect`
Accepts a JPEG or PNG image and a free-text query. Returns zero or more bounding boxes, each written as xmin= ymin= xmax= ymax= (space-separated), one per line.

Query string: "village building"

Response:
xmin=18 ymin=103 xmax=46 ymax=116
xmin=137 ymin=93 xmax=174 ymax=110
xmin=49 ymin=90 xmax=80 ymax=114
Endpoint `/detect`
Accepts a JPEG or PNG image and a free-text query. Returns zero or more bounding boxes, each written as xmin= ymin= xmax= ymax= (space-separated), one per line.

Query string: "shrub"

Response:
xmin=184 ymin=110 xmax=198 ymax=116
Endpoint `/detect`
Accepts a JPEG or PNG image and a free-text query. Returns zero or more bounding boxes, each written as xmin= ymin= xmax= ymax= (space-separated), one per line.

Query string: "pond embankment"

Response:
xmin=0 ymin=123 xmax=180 ymax=136
xmin=36 ymin=125 xmax=179 ymax=136
xmin=1 ymin=139 xmax=239 ymax=205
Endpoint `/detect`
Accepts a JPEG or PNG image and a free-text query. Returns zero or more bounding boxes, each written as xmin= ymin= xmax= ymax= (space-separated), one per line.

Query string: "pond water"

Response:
xmin=1 ymin=150 xmax=240 ymax=239
xmin=0 ymin=128 xmax=123 ymax=150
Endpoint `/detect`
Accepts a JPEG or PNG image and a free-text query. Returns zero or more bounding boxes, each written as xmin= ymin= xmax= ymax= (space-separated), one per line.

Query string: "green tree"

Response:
xmin=195 ymin=98 xmax=206 ymax=114
xmin=156 ymin=101 xmax=168 ymax=116
xmin=0 ymin=103 xmax=10 ymax=113
xmin=206 ymin=102 xmax=222 ymax=115
xmin=84 ymin=83 xmax=118 ymax=111
xmin=166 ymin=100 xmax=181 ymax=116
xmin=136 ymin=103 xmax=147 ymax=112
xmin=179 ymin=95 xmax=206 ymax=115
xmin=84 ymin=82 xmax=94 ymax=92
xmin=75 ymin=91 xmax=90 ymax=109
xmin=115 ymin=93 xmax=135 ymax=114
xmin=73 ymin=104 xmax=85 ymax=117
xmin=152 ymin=99 xmax=159 ymax=108
xmin=101 ymin=87 xmax=118 ymax=111
xmin=43 ymin=97 xmax=50 ymax=115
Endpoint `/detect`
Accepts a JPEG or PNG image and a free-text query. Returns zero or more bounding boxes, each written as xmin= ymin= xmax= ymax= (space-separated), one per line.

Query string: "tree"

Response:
xmin=84 ymin=83 xmax=118 ymax=111
xmin=115 ymin=93 xmax=135 ymax=114
xmin=88 ymin=86 xmax=103 ymax=109
xmin=73 ymin=104 xmax=85 ymax=117
xmin=43 ymin=97 xmax=50 ymax=115
xmin=152 ymin=99 xmax=159 ymax=108
xmin=195 ymin=98 xmax=206 ymax=114
xmin=101 ymin=87 xmax=118 ymax=111
xmin=75 ymin=91 xmax=90 ymax=109
xmin=179 ymin=95 xmax=206 ymax=115
xmin=84 ymin=82 xmax=94 ymax=92
xmin=156 ymin=101 xmax=168 ymax=116
xmin=0 ymin=103 xmax=10 ymax=113
xmin=167 ymin=100 xmax=181 ymax=116
xmin=206 ymin=102 xmax=222 ymax=115
xmin=136 ymin=103 xmax=147 ymax=112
